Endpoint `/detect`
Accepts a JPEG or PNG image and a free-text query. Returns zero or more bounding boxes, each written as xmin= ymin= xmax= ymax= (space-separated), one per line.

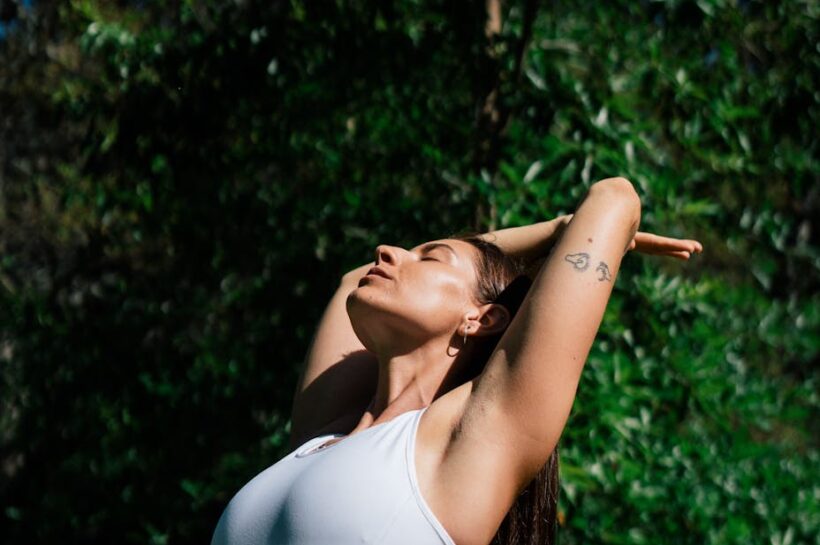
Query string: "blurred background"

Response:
xmin=0 ymin=0 xmax=817 ymax=543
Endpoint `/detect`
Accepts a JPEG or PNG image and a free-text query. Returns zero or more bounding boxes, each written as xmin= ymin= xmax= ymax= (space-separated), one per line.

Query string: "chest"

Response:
xmin=213 ymin=409 xmax=455 ymax=545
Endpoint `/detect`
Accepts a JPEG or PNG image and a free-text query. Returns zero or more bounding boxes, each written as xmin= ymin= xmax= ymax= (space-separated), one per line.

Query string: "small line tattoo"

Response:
xmin=564 ymin=252 xmax=590 ymax=271
xmin=596 ymin=261 xmax=612 ymax=282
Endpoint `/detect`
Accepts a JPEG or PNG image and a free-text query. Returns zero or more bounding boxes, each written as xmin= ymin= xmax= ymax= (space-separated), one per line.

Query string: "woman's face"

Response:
xmin=346 ymin=239 xmax=482 ymax=351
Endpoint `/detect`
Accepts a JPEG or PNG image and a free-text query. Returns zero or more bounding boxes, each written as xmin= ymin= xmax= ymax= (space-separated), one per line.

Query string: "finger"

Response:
xmin=670 ymin=238 xmax=703 ymax=253
xmin=635 ymin=233 xmax=703 ymax=254
xmin=674 ymin=240 xmax=701 ymax=254
xmin=634 ymin=232 xmax=661 ymax=245
xmin=659 ymin=250 xmax=691 ymax=260
xmin=634 ymin=233 xmax=684 ymax=252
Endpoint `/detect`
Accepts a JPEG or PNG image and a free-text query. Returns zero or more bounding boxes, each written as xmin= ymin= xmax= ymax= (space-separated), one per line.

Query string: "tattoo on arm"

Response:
xmin=564 ymin=252 xmax=590 ymax=271
xmin=596 ymin=261 xmax=612 ymax=282
xmin=564 ymin=252 xmax=613 ymax=282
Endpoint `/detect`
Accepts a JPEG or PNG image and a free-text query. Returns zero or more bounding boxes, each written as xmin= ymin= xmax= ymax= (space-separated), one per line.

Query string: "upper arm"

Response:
xmin=441 ymin=178 xmax=641 ymax=490
xmin=288 ymin=262 xmax=378 ymax=449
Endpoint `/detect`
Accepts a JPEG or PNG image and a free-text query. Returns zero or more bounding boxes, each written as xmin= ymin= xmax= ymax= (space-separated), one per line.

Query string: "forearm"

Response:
xmin=477 ymin=215 xmax=572 ymax=265
xmin=342 ymin=262 xmax=375 ymax=286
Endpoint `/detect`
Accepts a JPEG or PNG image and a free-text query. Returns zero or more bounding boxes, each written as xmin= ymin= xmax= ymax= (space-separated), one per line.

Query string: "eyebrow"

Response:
xmin=419 ymin=242 xmax=459 ymax=260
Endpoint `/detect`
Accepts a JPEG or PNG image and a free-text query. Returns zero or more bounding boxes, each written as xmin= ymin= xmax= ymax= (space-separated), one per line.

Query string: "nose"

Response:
xmin=374 ymin=244 xmax=400 ymax=266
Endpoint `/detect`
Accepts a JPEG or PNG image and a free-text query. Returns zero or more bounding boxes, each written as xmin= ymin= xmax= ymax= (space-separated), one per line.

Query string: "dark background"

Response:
xmin=1 ymin=0 xmax=817 ymax=543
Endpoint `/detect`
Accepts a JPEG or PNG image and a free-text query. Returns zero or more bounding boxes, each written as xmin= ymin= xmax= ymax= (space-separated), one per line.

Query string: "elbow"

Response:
xmin=590 ymin=176 xmax=640 ymax=201
xmin=341 ymin=268 xmax=362 ymax=286
xmin=341 ymin=262 xmax=373 ymax=286
xmin=589 ymin=177 xmax=642 ymax=222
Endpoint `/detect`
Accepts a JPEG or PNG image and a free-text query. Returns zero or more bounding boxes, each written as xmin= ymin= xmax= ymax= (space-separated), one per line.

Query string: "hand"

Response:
xmin=549 ymin=215 xmax=701 ymax=260
xmin=625 ymin=232 xmax=703 ymax=260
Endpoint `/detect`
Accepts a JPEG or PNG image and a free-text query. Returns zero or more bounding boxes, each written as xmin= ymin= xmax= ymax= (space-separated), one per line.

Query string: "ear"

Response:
xmin=466 ymin=303 xmax=510 ymax=337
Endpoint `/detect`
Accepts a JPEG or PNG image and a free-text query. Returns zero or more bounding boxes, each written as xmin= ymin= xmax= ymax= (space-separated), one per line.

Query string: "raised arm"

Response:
xmin=434 ymin=178 xmax=641 ymax=528
xmin=288 ymin=262 xmax=379 ymax=449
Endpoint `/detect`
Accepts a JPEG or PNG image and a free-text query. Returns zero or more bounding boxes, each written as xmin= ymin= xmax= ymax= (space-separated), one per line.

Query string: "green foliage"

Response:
xmin=0 ymin=1 xmax=816 ymax=544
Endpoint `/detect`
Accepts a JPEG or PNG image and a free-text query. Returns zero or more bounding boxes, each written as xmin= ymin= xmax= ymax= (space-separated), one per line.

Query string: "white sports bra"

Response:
xmin=210 ymin=406 xmax=455 ymax=545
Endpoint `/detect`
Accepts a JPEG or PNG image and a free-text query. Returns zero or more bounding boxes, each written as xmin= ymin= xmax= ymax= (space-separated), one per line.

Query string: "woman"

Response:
xmin=211 ymin=177 xmax=702 ymax=545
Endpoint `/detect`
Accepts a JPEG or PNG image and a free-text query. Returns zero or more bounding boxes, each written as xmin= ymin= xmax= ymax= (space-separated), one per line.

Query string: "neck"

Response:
xmin=351 ymin=336 xmax=462 ymax=433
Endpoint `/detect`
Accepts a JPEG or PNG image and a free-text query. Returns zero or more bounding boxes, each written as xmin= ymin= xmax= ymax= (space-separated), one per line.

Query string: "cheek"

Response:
xmin=401 ymin=275 xmax=470 ymax=320
xmin=347 ymin=272 xmax=473 ymax=336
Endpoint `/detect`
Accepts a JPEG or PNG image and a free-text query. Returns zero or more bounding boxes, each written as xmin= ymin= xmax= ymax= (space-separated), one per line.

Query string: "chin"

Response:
xmin=346 ymin=287 xmax=386 ymax=325
xmin=347 ymin=289 xmax=416 ymax=347
xmin=346 ymin=285 xmax=375 ymax=311
xmin=345 ymin=301 xmax=382 ymax=353
xmin=347 ymin=287 xmax=393 ymax=320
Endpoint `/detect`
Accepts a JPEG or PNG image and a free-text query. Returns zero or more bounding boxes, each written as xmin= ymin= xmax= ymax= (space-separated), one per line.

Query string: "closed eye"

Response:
xmin=421 ymin=257 xmax=438 ymax=262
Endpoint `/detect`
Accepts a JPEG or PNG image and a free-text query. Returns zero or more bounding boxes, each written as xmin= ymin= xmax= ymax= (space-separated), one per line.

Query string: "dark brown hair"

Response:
xmin=452 ymin=233 xmax=560 ymax=545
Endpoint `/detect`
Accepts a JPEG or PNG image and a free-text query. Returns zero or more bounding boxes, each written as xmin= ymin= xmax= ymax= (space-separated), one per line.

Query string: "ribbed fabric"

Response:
xmin=211 ymin=406 xmax=455 ymax=545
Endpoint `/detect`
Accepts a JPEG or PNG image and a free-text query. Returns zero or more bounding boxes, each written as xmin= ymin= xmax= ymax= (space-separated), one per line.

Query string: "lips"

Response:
xmin=365 ymin=266 xmax=392 ymax=280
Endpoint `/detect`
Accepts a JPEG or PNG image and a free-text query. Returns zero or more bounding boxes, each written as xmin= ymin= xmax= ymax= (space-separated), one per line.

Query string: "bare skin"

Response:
xmin=289 ymin=177 xmax=702 ymax=545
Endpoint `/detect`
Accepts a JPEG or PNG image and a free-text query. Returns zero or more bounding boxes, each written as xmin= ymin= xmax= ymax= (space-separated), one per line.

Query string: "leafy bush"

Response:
xmin=0 ymin=1 xmax=816 ymax=543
